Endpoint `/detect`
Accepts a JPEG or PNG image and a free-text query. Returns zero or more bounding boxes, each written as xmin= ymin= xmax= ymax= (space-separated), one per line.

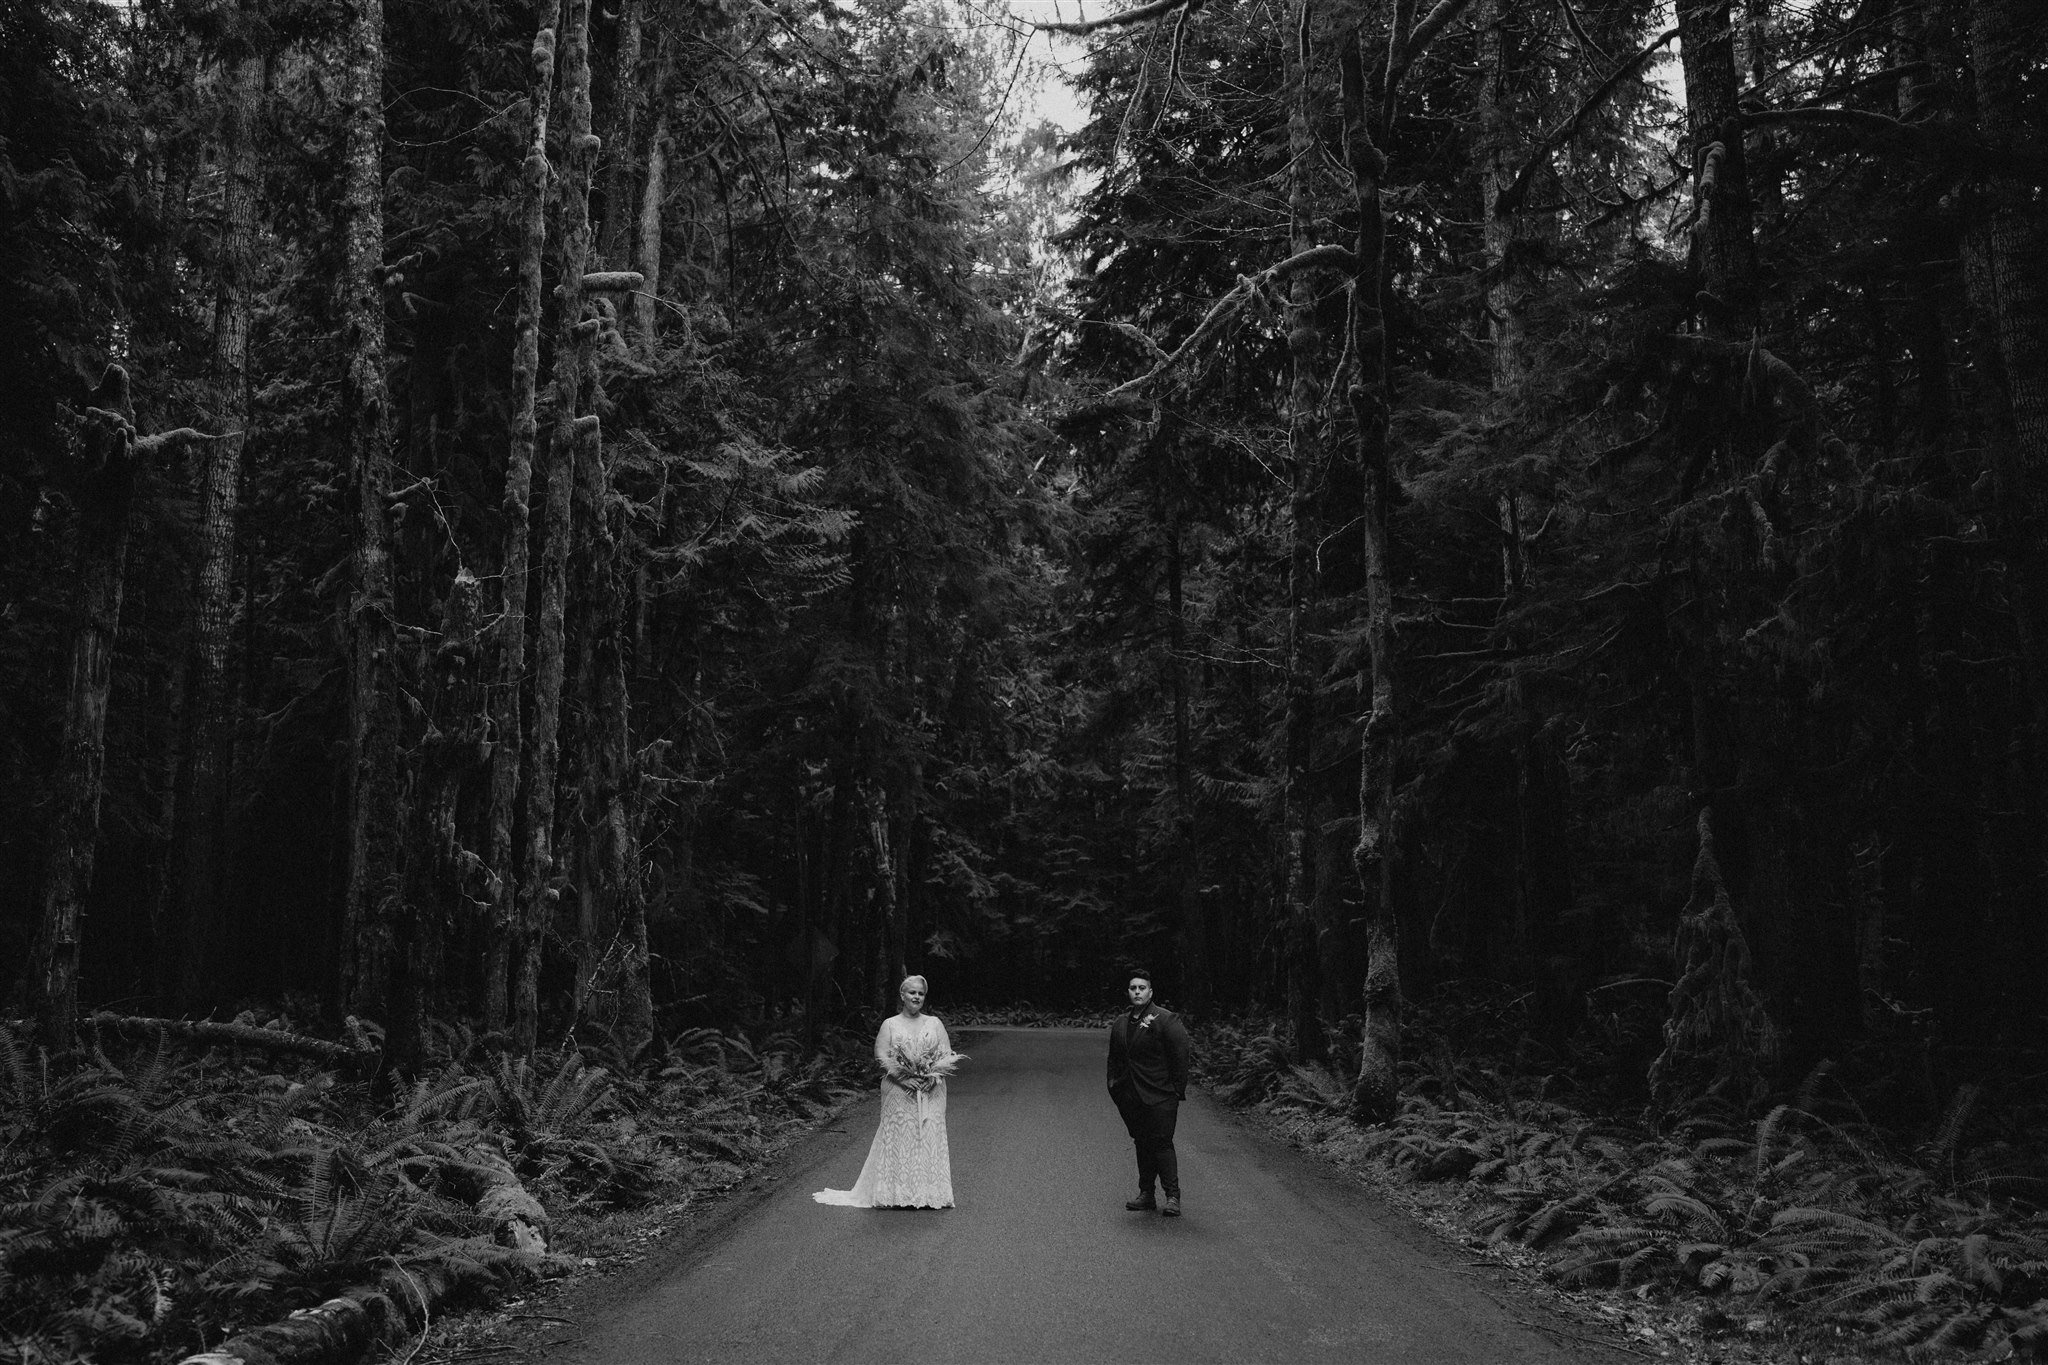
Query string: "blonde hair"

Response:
xmin=900 ymin=975 xmax=929 ymax=994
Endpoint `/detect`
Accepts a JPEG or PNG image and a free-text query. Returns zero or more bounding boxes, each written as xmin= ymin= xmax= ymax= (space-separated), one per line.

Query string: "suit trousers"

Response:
xmin=1111 ymin=1084 xmax=1180 ymax=1196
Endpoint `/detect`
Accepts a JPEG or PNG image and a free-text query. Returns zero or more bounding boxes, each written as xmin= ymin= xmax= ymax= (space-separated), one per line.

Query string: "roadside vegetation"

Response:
xmin=1203 ymin=1000 xmax=2048 ymax=1363
xmin=0 ymin=1021 xmax=868 ymax=1363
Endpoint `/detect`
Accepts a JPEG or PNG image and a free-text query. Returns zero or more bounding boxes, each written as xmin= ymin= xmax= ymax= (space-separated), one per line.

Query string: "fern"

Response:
xmin=1763 ymin=1205 xmax=1909 ymax=1248
xmin=1931 ymin=1083 xmax=1983 ymax=1178
xmin=1753 ymin=1104 xmax=1793 ymax=1185
xmin=1644 ymin=1190 xmax=1729 ymax=1240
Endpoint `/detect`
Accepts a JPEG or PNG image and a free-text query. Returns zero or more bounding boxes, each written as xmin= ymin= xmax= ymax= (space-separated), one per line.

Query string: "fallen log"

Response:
xmin=471 ymin=1146 xmax=550 ymax=1254
xmin=176 ymin=1256 xmax=487 ymax=1365
xmin=175 ymin=1154 xmax=550 ymax=1365
xmin=86 ymin=1012 xmax=380 ymax=1071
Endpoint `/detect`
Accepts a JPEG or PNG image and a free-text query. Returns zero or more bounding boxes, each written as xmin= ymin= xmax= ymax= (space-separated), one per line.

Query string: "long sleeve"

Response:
xmin=874 ymin=1018 xmax=899 ymax=1079
xmin=1162 ymin=1014 xmax=1191 ymax=1098
xmin=933 ymin=1018 xmax=952 ymax=1060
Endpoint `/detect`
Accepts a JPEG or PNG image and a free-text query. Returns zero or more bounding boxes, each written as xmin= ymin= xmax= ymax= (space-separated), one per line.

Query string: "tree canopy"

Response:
xmin=2 ymin=0 xmax=2044 ymax=1122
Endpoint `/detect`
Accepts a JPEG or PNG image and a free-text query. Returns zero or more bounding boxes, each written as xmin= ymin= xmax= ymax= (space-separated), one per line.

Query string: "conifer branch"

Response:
xmin=1103 ymin=244 xmax=1358 ymax=399
xmin=1034 ymin=0 xmax=1188 ymax=37
xmin=1493 ymin=26 xmax=1679 ymax=216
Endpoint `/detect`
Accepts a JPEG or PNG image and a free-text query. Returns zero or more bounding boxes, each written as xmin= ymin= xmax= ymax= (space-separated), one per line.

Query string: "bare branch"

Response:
xmin=132 ymin=427 xmax=228 ymax=456
xmin=1094 ymin=319 xmax=1170 ymax=362
xmin=1738 ymin=106 xmax=2048 ymax=183
xmin=1104 ymin=244 xmax=1358 ymax=399
xmin=1494 ymin=26 xmax=1679 ymax=217
xmin=1404 ymin=0 xmax=1478 ymax=62
xmin=1740 ymin=105 xmax=1927 ymax=144
xmin=1382 ymin=0 xmax=1418 ymax=135
xmin=1034 ymin=0 xmax=1187 ymax=37
xmin=1556 ymin=0 xmax=1610 ymax=64
xmin=1394 ymin=0 xmax=1487 ymax=88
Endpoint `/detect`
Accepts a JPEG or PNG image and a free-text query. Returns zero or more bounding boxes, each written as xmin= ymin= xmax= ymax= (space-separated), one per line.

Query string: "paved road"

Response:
xmin=548 ymin=1027 xmax=1624 ymax=1364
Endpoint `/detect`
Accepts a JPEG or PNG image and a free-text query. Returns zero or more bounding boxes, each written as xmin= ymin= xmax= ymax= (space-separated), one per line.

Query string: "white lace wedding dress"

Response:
xmin=812 ymin=1013 xmax=955 ymax=1209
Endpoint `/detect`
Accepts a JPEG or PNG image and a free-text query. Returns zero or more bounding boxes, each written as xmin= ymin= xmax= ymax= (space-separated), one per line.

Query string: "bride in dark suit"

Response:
xmin=1106 ymin=969 xmax=1192 ymax=1216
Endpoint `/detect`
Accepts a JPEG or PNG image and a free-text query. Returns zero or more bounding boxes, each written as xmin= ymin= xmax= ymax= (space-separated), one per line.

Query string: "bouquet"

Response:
xmin=891 ymin=1036 xmax=966 ymax=1093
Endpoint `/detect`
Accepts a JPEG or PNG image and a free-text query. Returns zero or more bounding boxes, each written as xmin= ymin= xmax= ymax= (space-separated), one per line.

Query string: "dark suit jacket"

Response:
xmin=1107 ymin=1005 xmax=1191 ymax=1105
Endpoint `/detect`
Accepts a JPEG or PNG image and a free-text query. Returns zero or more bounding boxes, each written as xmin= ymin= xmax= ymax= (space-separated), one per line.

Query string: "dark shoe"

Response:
xmin=1125 ymin=1193 xmax=1158 ymax=1211
xmin=1161 ymin=1195 xmax=1181 ymax=1217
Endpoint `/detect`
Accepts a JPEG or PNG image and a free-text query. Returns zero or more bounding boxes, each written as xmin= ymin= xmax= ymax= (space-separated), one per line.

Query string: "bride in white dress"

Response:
xmin=813 ymin=975 xmax=957 ymax=1209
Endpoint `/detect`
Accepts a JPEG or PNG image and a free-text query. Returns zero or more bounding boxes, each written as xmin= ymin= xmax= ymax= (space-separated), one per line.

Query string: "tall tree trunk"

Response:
xmin=173 ymin=40 xmax=261 ymax=1011
xmin=1676 ymin=0 xmax=1760 ymax=335
xmin=1478 ymin=0 xmax=1523 ymax=398
xmin=1282 ymin=0 xmax=1325 ymax=1061
xmin=567 ymin=311 xmax=652 ymax=1056
xmin=1164 ymin=505 xmax=1209 ymax=1013
xmin=633 ymin=101 xmax=668 ymax=358
xmin=866 ymin=778 xmax=903 ymax=992
xmin=29 ymin=373 xmax=142 ymax=1043
xmin=1342 ymin=21 xmax=1402 ymax=1125
xmin=565 ymin=0 xmax=655 ymax=1054
xmin=339 ymin=0 xmax=402 ymax=1024
xmin=1479 ymin=0 xmax=1546 ymax=979
xmin=514 ymin=0 xmax=598 ymax=1054
xmin=1960 ymin=0 xmax=2048 ymax=710
xmin=1888 ymin=0 xmax=1955 ymax=487
xmin=1959 ymin=0 xmax=2048 ymax=1017
xmin=394 ymin=570 xmax=484 ymax=1072
xmin=484 ymin=6 xmax=559 ymax=1035
xmin=598 ymin=0 xmax=643 ymax=271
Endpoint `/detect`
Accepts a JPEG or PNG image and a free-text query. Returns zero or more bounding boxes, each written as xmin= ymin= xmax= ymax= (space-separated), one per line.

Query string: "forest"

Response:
xmin=2 ymin=0 xmax=2045 ymax=1355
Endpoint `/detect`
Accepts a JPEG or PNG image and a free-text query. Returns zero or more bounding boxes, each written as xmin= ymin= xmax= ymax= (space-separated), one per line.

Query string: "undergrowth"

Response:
xmin=944 ymin=1004 xmax=1115 ymax=1029
xmin=1201 ymin=1015 xmax=2048 ymax=1362
xmin=0 ymin=1018 xmax=867 ymax=1363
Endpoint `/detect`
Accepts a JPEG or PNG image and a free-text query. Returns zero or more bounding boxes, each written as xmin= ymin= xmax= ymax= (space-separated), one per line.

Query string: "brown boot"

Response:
xmin=1160 ymin=1194 xmax=1181 ymax=1217
xmin=1125 ymin=1191 xmax=1158 ymax=1211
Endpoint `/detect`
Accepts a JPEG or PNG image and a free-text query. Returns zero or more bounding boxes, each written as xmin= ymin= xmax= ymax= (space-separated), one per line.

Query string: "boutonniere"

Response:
xmin=1138 ymin=1014 xmax=1155 ymax=1030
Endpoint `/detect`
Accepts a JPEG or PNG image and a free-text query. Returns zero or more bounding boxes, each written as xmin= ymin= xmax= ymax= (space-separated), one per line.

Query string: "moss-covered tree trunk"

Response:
xmin=484 ymin=7 xmax=558 ymax=1035
xmin=338 ymin=0 xmax=403 ymax=1025
xmin=599 ymin=0 xmax=644 ymax=271
xmin=515 ymin=0 xmax=598 ymax=1054
xmin=1675 ymin=0 xmax=1759 ymax=336
xmin=632 ymin=99 xmax=668 ymax=358
xmin=1341 ymin=19 xmax=1403 ymax=1125
xmin=394 ymin=569 xmax=485 ymax=1072
xmin=1960 ymin=0 xmax=2048 ymax=709
xmin=1958 ymin=0 xmax=2048 ymax=1037
xmin=567 ymin=0 xmax=657 ymax=1055
xmin=30 ymin=375 xmax=141 ymax=1043
xmin=1478 ymin=0 xmax=1555 ymax=984
xmin=1282 ymin=0 xmax=1326 ymax=1062
xmin=1164 ymin=503 xmax=1209 ymax=1014
xmin=567 ymin=286 xmax=650 ymax=1054
xmin=173 ymin=38 xmax=261 ymax=1011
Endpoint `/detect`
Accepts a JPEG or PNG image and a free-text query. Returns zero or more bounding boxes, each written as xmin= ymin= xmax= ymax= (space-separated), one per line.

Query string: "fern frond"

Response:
xmin=1643 ymin=1192 xmax=1729 ymax=1240
xmin=1932 ymin=1083 xmax=1981 ymax=1170
xmin=1957 ymin=1231 xmax=2003 ymax=1295
xmin=1754 ymin=1103 xmax=1792 ymax=1184
xmin=1765 ymin=1206 xmax=1908 ymax=1247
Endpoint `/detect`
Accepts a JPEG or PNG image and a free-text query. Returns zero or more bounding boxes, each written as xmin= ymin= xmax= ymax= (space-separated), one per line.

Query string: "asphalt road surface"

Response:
xmin=547 ymin=1027 xmax=1627 ymax=1365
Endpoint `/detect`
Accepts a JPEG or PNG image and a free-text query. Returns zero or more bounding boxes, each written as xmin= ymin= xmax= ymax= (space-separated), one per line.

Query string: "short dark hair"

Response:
xmin=1125 ymin=969 xmax=1154 ymax=987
